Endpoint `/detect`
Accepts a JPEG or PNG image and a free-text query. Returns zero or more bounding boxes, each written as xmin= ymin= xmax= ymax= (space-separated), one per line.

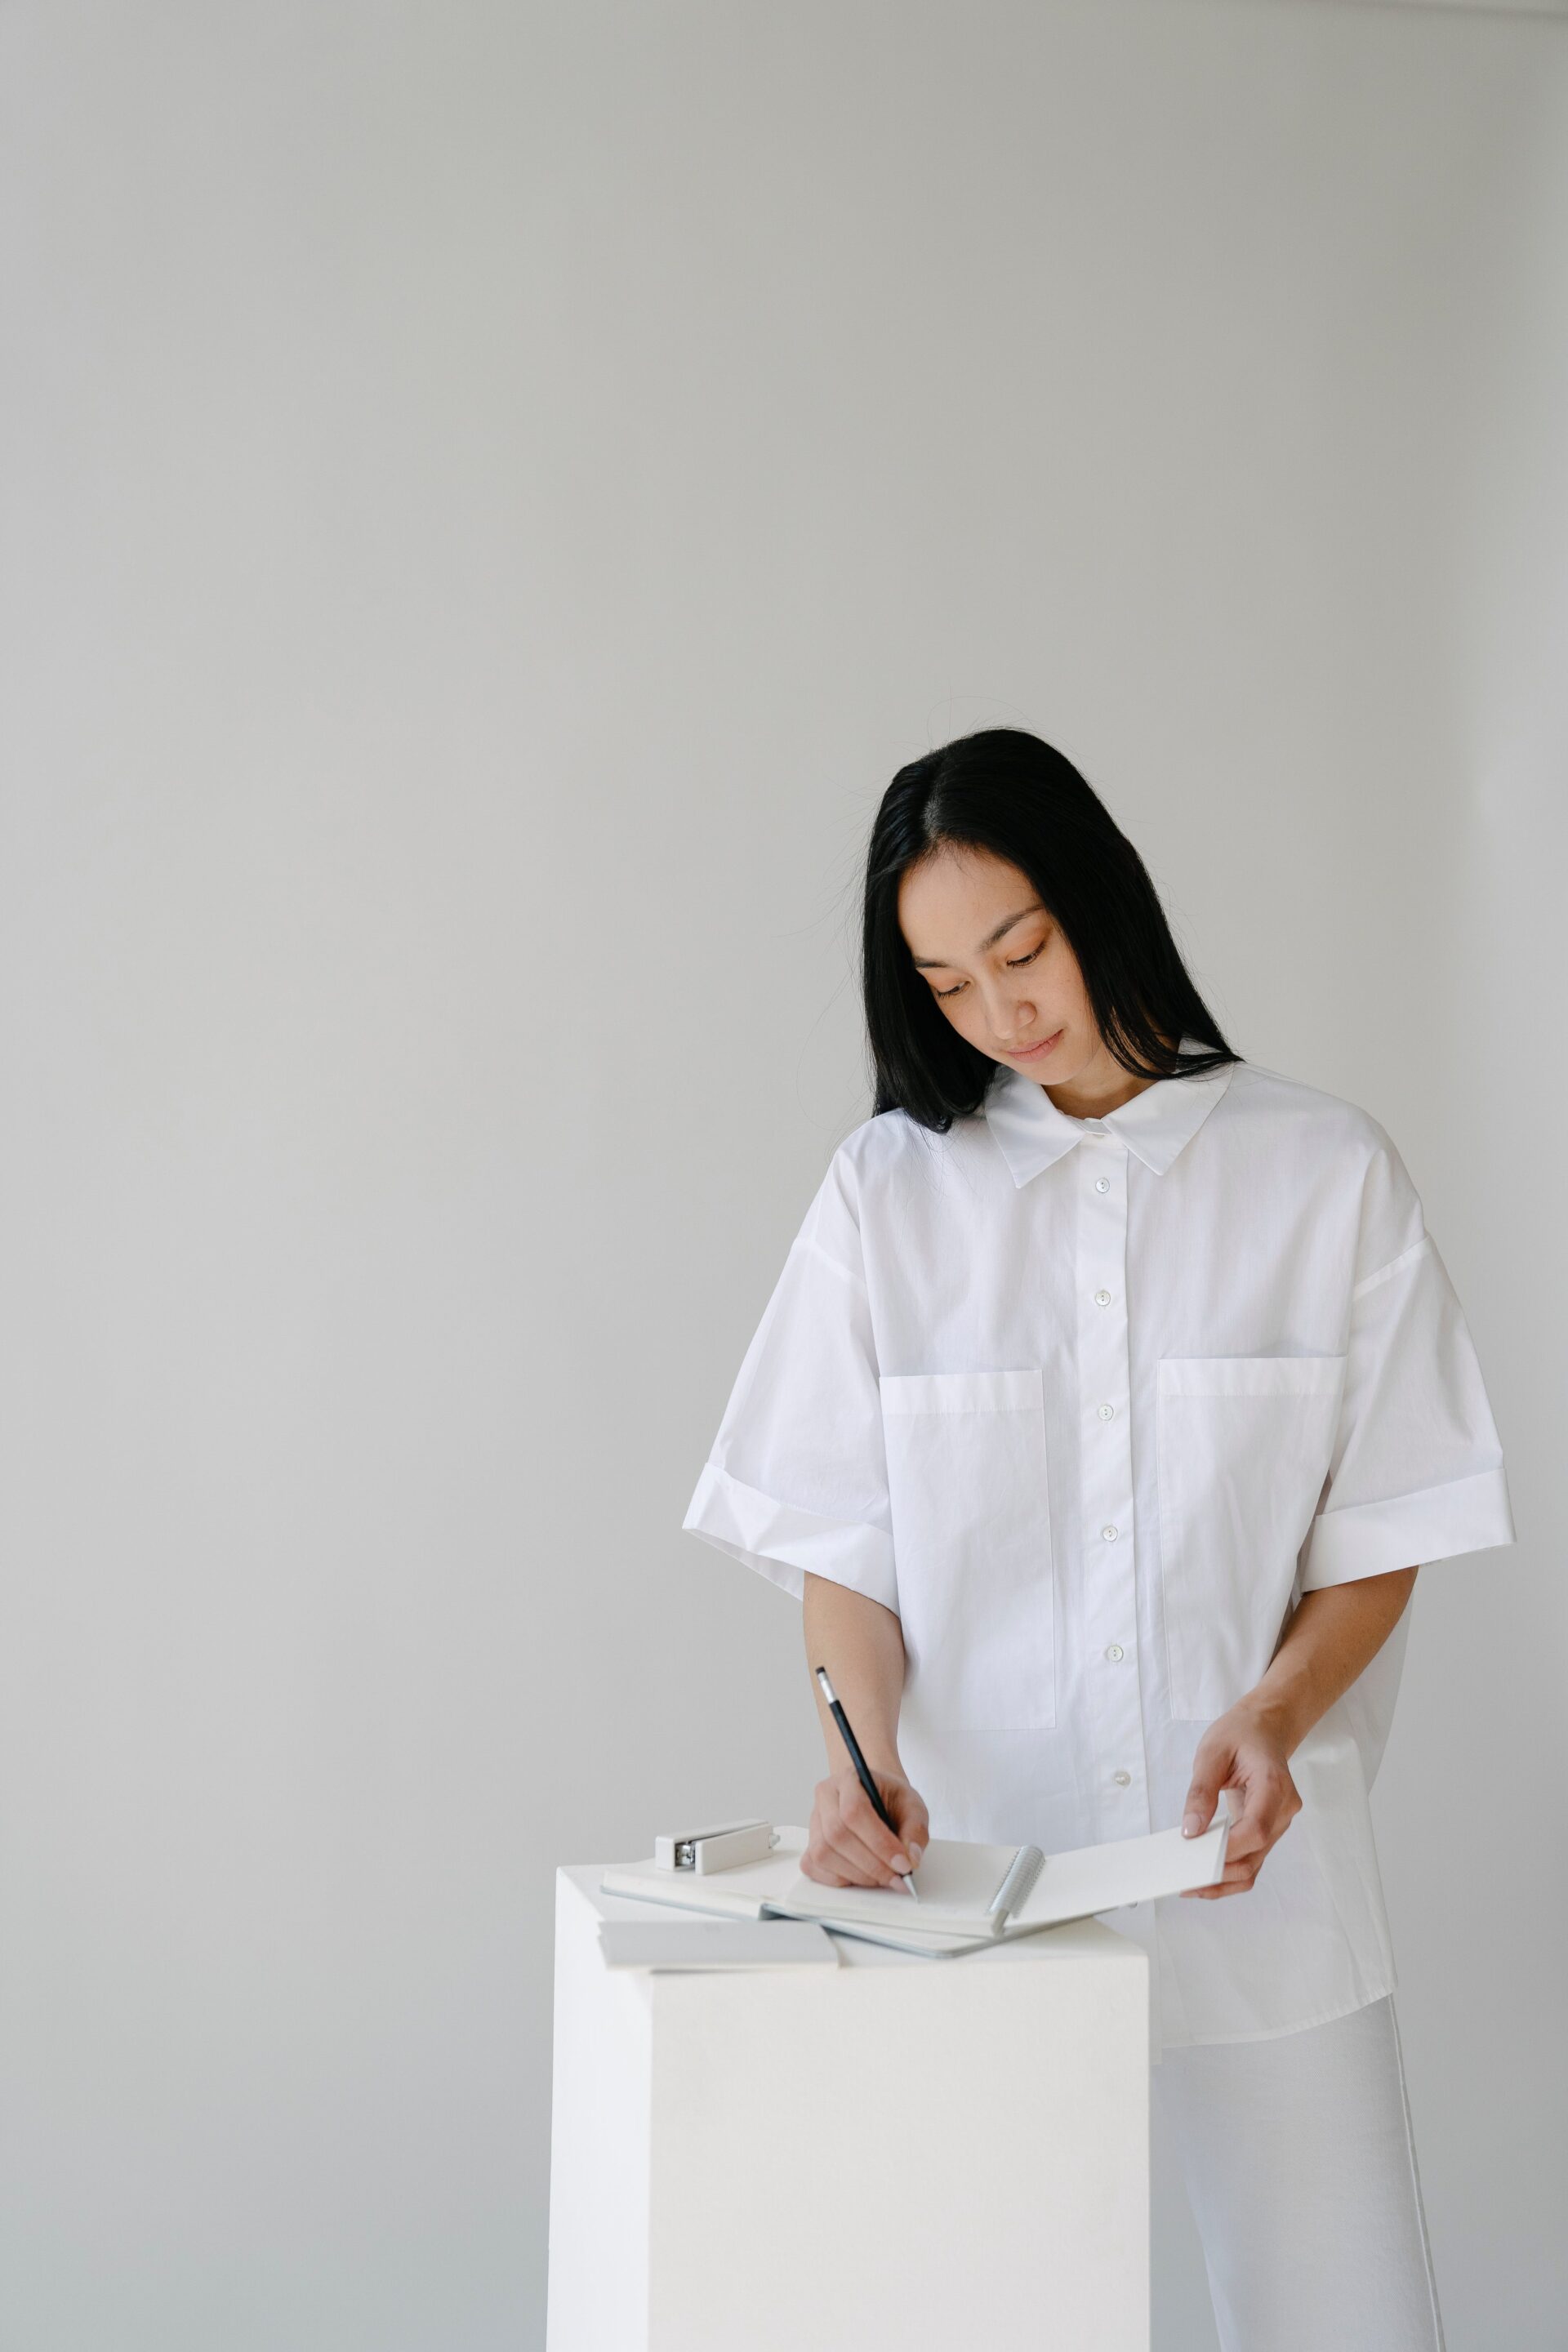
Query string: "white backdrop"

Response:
xmin=2 ymin=3 xmax=1564 ymax=2346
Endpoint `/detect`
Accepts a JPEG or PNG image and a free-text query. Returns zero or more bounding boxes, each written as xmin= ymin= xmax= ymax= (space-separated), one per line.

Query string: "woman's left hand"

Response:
xmin=1178 ymin=1699 xmax=1303 ymax=1900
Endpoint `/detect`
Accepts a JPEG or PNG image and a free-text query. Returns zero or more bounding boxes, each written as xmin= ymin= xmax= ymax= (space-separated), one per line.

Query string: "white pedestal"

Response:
xmin=546 ymin=1863 xmax=1151 ymax=2352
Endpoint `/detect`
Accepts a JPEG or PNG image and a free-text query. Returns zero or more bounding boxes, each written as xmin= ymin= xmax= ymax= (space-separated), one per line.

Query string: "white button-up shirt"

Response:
xmin=681 ymin=1037 xmax=1516 ymax=2053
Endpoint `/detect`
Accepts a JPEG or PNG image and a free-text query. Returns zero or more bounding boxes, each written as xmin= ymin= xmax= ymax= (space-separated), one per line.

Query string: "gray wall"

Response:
xmin=2 ymin=3 xmax=1563 ymax=2345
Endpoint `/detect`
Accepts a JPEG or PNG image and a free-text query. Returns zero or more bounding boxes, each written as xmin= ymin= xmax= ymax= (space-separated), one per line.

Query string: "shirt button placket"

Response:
xmin=1076 ymin=1128 xmax=1149 ymax=1835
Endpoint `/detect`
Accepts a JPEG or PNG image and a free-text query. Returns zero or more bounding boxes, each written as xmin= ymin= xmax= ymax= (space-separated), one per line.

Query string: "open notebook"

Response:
xmin=600 ymin=1815 xmax=1232 ymax=1957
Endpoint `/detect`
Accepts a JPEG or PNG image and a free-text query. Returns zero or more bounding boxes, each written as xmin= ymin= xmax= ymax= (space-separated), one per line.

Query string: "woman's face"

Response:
xmin=897 ymin=844 xmax=1097 ymax=1081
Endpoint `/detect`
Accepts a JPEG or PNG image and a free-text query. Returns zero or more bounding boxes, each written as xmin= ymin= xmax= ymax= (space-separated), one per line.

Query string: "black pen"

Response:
xmin=813 ymin=1666 xmax=920 ymax=1901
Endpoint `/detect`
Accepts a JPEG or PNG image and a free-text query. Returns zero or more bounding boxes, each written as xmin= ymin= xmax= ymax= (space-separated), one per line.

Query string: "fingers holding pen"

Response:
xmin=804 ymin=1771 xmax=924 ymax=1887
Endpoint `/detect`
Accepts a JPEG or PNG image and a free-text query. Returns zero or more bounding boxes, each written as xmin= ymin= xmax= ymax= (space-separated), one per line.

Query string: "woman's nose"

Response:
xmin=991 ymin=993 xmax=1035 ymax=1042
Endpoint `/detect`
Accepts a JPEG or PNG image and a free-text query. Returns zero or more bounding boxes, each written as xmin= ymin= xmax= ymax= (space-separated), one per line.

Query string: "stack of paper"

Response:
xmin=597 ymin=1918 xmax=840 ymax=1971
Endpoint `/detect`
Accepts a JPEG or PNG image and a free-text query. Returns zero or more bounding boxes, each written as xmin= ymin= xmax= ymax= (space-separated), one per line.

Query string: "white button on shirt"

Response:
xmin=680 ymin=1036 xmax=1516 ymax=2055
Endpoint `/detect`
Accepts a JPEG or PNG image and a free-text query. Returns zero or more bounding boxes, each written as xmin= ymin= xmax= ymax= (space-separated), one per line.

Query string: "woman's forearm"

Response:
xmin=1242 ymin=1566 xmax=1419 ymax=1754
xmin=801 ymin=1571 xmax=907 ymax=1773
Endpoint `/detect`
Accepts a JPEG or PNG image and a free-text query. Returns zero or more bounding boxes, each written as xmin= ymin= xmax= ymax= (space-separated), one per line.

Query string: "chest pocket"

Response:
xmin=879 ymin=1368 xmax=1055 ymax=1731
xmin=1156 ymin=1353 xmax=1348 ymax=1721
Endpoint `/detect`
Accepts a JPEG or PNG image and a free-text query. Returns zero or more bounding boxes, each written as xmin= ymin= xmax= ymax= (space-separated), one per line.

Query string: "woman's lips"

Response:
xmin=1010 ymin=1027 xmax=1063 ymax=1060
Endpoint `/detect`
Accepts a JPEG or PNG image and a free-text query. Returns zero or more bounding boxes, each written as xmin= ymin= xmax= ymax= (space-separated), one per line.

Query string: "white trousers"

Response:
xmin=1151 ymin=1994 xmax=1446 ymax=2351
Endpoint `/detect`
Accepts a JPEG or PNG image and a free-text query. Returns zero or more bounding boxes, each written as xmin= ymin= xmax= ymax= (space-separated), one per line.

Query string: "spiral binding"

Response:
xmin=988 ymin=1843 xmax=1046 ymax=1922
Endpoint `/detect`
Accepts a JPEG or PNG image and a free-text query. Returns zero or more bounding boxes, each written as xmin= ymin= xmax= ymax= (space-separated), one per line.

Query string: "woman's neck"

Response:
xmin=1044 ymin=1031 xmax=1173 ymax=1121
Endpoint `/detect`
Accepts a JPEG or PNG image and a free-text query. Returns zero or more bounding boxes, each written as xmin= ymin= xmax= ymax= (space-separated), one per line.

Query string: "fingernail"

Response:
xmin=889 ymin=1852 xmax=910 ymax=1873
xmin=1183 ymin=1815 xmax=1202 ymax=1836
xmin=908 ymin=1842 xmax=924 ymax=1864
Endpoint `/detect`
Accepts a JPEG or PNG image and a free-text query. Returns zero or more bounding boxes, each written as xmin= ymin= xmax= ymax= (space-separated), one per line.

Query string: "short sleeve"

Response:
xmin=1298 ymin=1131 xmax=1516 ymax=1591
xmin=679 ymin=1147 xmax=898 ymax=1613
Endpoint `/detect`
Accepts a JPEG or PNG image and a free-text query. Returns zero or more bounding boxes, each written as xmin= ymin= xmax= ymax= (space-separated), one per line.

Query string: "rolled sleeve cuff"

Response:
xmin=1299 ymin=1464 xmax=1517 ymax=1590
xmin=680 ymin=1460 xmax=900 ymax=1614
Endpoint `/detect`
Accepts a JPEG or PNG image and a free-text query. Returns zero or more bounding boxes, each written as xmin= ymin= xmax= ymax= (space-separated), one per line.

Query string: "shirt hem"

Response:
xmin=1153 ymin=1977 xmax=1398 ymax=2056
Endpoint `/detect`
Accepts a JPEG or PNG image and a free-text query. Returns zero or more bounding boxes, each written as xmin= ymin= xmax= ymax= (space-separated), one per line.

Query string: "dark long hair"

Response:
xmin=862 ymin=728 xmax=1241 ymax=1127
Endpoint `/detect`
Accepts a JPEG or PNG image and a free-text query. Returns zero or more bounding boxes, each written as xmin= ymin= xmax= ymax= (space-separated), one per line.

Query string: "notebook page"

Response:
xmin=1012 ymin=1819 xmax=1230 ymax=1925
xmin=778 ymin=1838 xmax=1031 ymax=1932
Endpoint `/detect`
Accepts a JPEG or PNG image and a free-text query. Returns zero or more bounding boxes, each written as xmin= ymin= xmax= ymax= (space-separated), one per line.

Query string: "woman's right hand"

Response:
xmin=802 ymin=1766 xmax=929 ymax=1889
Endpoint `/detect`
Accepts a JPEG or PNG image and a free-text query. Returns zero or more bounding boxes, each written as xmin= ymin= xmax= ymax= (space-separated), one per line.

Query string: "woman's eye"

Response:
xmin=933 ymin=942 xmax=1042 ymax=1000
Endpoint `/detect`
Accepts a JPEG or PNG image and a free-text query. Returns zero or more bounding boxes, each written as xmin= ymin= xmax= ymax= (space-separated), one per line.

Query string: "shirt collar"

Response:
xmin=982 ymin=1032 xmax=1236 ymax=1186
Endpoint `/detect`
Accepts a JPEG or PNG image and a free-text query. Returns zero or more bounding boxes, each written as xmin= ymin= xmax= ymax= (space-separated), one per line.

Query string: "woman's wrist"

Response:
xmin=822 ymin=1728 xmax=903 ymax=1778
xmin=1231 ymin=1689 xmax=1306 ymax=1757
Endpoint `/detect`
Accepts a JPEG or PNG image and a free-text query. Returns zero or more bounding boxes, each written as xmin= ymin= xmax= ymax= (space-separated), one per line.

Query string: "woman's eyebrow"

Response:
xmin=910 ymin=903 xmax=1043 ymax=970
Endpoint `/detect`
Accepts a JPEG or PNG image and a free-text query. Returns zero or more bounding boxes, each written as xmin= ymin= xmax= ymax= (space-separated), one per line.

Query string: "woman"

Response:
xmin=680 ymin=728 xmax=1514 ymax=2351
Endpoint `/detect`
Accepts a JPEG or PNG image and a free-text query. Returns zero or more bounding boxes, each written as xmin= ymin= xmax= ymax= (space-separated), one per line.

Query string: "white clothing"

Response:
xmin=680 ymin=1036 xmax=1516 ymax=2056
xmin=1152 ymin=1993 xmax=1445 ymax=2349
